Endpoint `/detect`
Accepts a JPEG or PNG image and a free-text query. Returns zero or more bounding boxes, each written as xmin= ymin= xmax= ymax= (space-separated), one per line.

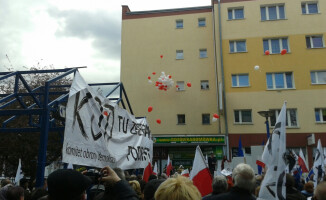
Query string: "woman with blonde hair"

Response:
xmin=129 ymin=180 xmax=143 ymax=200
xmin=154 ymin=175 xmax=201 ymax=200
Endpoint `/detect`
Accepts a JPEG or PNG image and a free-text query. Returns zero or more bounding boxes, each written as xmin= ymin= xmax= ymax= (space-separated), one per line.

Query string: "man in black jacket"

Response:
xmin=209 ymin=163 xmax=256 ymax=200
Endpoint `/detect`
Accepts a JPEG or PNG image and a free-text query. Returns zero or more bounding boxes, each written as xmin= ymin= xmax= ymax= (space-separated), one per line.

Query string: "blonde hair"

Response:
xmin=129 ymin=180 xmax=142 ymax=199
xmin=154 ymin=175 xmax=201 ymax=200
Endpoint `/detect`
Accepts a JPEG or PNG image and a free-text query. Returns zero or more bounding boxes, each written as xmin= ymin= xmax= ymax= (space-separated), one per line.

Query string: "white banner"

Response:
xmin=258 ymin=102 xmax=287 ymax=200
xmin=62 ymin=72 xmax=153 ymax=170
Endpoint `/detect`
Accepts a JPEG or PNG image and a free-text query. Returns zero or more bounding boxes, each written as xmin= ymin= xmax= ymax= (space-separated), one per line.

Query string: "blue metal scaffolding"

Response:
xmin=0 ymin=68 xmax=133 ymax=187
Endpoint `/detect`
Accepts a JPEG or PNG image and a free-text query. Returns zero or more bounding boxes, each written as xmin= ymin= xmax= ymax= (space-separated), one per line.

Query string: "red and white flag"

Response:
xmin=166 ymin=155 xmax=172 ymax=177
xmin=143 ymin=161 xmax=153 ymax=182
xmin=190 ymin=146 xmax=213 ymax=197
xmin=181 ymin=168 xmax=190 ymax=177
xmin=298 ymin=148 xmax=308 ymax=173
xmin=153 ymin=162 xmax=158 ymax=175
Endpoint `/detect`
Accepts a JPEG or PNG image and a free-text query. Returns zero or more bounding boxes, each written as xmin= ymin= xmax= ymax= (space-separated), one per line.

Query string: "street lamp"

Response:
xmin=258 ymin=111 xmax=274 ymax=139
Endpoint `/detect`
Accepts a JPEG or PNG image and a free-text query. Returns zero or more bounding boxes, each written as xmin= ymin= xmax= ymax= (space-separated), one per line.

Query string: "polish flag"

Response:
xmin=181 ymin=169 xmax=190 ymax=177
xmin=256 ymin=160 xmax=265 ymax=168
xmin=190 ymin=146 xmax=213 ymax=197
xmin=143 ymin=161 xmax=153 ymax=182
xmin=298 ymin=148 xmax=309 ymax=173
xmin=153 ymin=162 xmax=158 ymax=175
xmin=166 ymin=155 xmax=172 ymax=177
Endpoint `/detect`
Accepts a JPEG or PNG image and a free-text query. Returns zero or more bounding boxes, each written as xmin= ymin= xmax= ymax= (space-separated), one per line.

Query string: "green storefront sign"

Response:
xmin=153 ymin=136 xmax=225 ymax=144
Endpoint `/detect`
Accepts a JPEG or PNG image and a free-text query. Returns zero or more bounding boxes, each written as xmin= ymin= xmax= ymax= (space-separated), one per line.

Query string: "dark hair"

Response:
xmin=148 ymin=175 xmax=157 ymax=182
xmin=286 ymin=174 xmax=295 ymax=188
xmin=31 ymin=188 xmax=48 ymax=200
xmin=6 ymin=186 xmax=24 ymax=200
xmin=1 ymin=179 xmax=11 ymax=187
xmin=144 ymin=179 xmax=165 ymax=200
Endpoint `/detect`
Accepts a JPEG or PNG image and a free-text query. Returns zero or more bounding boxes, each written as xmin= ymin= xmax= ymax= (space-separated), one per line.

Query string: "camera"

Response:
xmin=84 ymin=169 xmax=103 ymax=184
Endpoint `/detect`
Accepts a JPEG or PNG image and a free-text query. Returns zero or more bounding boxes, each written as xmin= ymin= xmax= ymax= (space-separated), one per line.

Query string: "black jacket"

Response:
xmin=206 ymin=186 xmax=256 ymax=200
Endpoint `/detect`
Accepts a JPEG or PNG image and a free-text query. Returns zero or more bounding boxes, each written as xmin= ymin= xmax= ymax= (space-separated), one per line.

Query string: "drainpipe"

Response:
xmin=217 ymin=0 xmax=230 ymax=160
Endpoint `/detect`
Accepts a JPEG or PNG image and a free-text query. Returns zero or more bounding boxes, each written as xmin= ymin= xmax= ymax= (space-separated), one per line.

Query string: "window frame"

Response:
xmin=176 ymin=81 xmax=185 ymax=91
xmin=200 ymin=80 xmax=209 ymax=90
xmin=176 ymin=19 xmax=183 ymax=29
xmin=263 ymin=38 xmax=289 ymax=54
xmin=177 ymin=114 xmax=186 ymax=125
xmin=199 ymin=49 xmax=208 ymax=58
xmin=176 ymin=50 xmax=184 ymax=60
xmin=269 ymin=109 xmax=298 ymax=128
xmin=260 ymin=4 xmax=286 ymax=21
xmin=315 ymin=108 xmax=326 ymax=123
xmin=301 ymin=2 xmax=319 ymax=14
xmin=306 ymin=35 xmax=325 ymax=49
xmin=232 ymin=74 xmax=249 ymax=87
xmin=229 ymin=40 xmax=247 ymax=53
xmin=310 ymin=71 xmax=326 ymax=84
xmin=202 ymin=114 xmax=210 ymax=125
xmin=228 ymin=7 xmax=245 ymax=20
xmin=198 ymin=18 xmax=206 ymax=27
xmin=266 ymin=72 xmax=294 ymax=90
xmin=234 ymin=110 xmax=252 ymax=124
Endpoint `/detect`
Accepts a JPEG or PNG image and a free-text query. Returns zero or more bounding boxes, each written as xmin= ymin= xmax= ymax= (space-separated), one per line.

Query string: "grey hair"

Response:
xmin=315 ymin=182 xmax=326 ymax=200
xmin=212 ymin=175 xmax=228 ymax=194
xmin=232 ymin=163 xmax=255 ymax=191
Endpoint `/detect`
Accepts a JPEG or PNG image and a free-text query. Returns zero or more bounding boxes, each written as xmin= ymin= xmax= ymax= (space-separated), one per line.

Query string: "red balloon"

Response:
xmin=160 ymin=55 xmax=163 ymax=59
xmin=148 ymin=106 xmax=153 ymax=112
xmin=213 ymin=113 xmax=219 ymax=119
xmin=281 ymin=49 xmax=287 ymax=55
xmin=264 ymin=50 xmax=270 ymax=55
xmin=148 ymin=76 xmax=151 ymax=80
xmin=156 ymin=119 xmax=161 ymax=124
xmin=103 ymin=111 xmax=108 ymax=116
xmin=152 ymin=72 xmax=156 ymax=75
xmin=168 ymin=75 xmax=172 ymax=79
xmin=176 ymin=85 xmax=179 ymax=88
xmin=187 ymin=82 xmax=191 ymax=87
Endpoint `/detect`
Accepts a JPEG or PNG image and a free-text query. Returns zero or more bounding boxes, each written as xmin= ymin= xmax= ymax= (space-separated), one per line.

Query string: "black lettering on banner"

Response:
xmin=126 ymin=146 xmax=150 ymax=161
xmin=91 ymin=115 xmax=102 ymax=140
xmin=118 ymin=116 xmax=123 ymax=132
xmin=267 ymin=122 xmax=282 ymax=154
xmin=276 ymin=171 xmax=286 ymax=200
xmin=130 ymin=122 xmax=137 ymax=135
xmin=123 ymin=118 xmax=129 ymax=133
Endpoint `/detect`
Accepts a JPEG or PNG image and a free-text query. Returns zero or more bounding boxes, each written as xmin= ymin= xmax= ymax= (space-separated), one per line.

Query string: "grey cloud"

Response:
xmin=48 ymin=7 xmax=121 ymax=60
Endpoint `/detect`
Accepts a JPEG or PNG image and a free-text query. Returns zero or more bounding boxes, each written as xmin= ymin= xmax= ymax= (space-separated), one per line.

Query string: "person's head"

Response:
xmin=314 ymin=182 xmax=326 ymax=200
xmin=6 ymin=186 xmax=24 ymax=200
xmin=1 ymin=179 xmax=11 ymax=188
xmin=47 ymin=169 xmax=92 ymax=200
xmin=154 ymin=175 xmax=201 ymax=200
xmin=144 ymin=179 xmax=165 ymax=200
xmin=31 ymin=188 xmax=48 ymax=200
xmin=129 ymin=180 xmax=142 ymax=199
xmin=113 ymin=168 xmax=125 ymax=180
xmin=19 ymin=178 xmax=29 ymax=190
xmin=304 ymin=181 xmax=314 ymax=193
xmin=148 ymin=175 xmax=157 ymax=182
xmin=212 ymin=175 xmax=228 ymax=195
xmin=232 ymin=163 xmax=255 ymax=191
xmin=285 ymin=174 xmax=295 ymax=188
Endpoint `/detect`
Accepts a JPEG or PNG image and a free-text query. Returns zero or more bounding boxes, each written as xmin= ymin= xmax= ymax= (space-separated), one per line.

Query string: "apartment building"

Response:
xmin=121 ymin=0 xmax=326 ymax=169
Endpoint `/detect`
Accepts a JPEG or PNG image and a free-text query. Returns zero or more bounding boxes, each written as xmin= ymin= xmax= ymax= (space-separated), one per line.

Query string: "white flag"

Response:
xmin=15 ymin=159 xmax=23 ymax=186
xmin=153 ymin=162 xmax=158 ymax=175
xmin=313 ymin=139 xmax=324 ymax=187
xmin=258 ymin=102 xmax=287 ymax=200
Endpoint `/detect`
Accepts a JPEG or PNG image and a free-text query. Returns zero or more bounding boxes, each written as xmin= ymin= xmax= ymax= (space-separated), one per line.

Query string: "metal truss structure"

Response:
xmin=0 ymin=68 xmax=133 ymax=187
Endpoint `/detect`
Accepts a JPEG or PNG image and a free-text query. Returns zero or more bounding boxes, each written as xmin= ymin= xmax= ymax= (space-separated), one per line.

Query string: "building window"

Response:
xmin=270 ymin=109 xmax=298 ymax=127
xmin=202 ymin=114 xmax=210 ymax=124
xmin=266 ymin=72 xmax=294 ymax=89
xmin=176 ymin=81 xmax=185 ymax=91
xmin=176 ymin=20 xmax=183 ymax=29
xmin=228 ymin=7 xmax=244 ymax=20
xmin=263 ymin=38 xmax=289 ymax=54
xmin=234 ymin=110 xmax=252 ymax=124
xmin=177 ymin=114 xmax=185 ymax=124
xmin=198 ymin=18 xmax=206 ymax=27
xmin=311 ymin=71 xmax=326 ymax=84
xmin=176 ymin=50 xmax=184 ymax=59
xmin=229 ymin=40 xmax=247 ymax=53
xmin=232 ymin=74 xmax=249 ymax=87
xmin=201 ymin=80 xmax=209 ymax=90
xmin=306 ymin=35 xmax=324 ymax=48
xmin=199 ymin=49 xmax=207 ymax=58
xmin=261 ymin=4 xmax=285 ymax=21
xmin=302 ymin=2 xmax=318 ymax=14
xmin=315 ymin=108 xmax=326 ymax=123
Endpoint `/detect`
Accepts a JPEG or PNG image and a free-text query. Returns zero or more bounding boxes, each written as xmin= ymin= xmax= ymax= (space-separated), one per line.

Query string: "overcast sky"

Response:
xmin=1 ymin=0 xmax=211 ymax=83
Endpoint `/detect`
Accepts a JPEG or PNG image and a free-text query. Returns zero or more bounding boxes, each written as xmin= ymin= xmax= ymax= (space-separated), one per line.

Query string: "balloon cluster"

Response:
xmin=154 ymin=72 xmax=174 ymax=91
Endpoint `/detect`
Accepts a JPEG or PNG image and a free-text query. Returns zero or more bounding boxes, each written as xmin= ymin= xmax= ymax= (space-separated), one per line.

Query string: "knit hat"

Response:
xmin=47 ymin=169 xmax=92 ymax=200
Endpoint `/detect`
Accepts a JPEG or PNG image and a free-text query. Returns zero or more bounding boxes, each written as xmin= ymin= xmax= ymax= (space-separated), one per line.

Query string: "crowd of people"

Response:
xmin=0 ymin=163 xmax=326 ymax=200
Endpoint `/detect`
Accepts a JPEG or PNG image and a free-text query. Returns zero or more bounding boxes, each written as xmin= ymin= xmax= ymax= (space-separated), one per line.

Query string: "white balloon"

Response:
xmin=254 ymin=65 xmax=260 ymax=71
xmin=212 ymin=118 xmax=218 ymax=122
xmin=148 ymin=80 xmax=152 ymax=84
